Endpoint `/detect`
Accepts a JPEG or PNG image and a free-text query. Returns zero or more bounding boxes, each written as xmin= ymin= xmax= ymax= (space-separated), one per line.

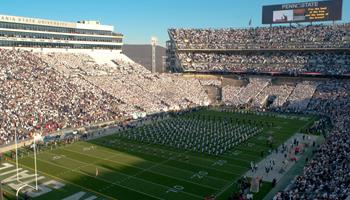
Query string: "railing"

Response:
xmin=174 ymin=42 xmax=350 ymax=51
xmin=179 ymin=62 xmax=350 ymax=73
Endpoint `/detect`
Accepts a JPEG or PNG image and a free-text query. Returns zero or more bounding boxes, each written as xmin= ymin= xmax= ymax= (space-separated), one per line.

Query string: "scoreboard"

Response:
xmin=262 ymin=0 xmax=343 ymax=24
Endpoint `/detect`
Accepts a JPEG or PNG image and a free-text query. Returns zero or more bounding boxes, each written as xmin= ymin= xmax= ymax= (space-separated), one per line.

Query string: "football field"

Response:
xmin=0 ymin=109 xmax=316 ymax=200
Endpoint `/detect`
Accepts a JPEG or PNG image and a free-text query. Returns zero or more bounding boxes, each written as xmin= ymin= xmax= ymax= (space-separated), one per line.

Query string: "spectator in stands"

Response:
xmin=0 ymin=49 xmax=210 ymax=145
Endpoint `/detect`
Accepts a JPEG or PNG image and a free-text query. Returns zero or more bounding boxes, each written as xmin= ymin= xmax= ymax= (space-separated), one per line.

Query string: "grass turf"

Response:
xmin=1 ymin=109 xmax=316 ymax=200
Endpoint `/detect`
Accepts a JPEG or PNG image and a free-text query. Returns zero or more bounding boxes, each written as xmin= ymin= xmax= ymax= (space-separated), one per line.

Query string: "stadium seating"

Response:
xmin=177 ymin=52 xmax=350 ymax=75
xmin=0 ymin=49 xmax=122 ymax=145
xmin=168 ymin=24 xmax=350 ymax=75
xmin=280 ymin=81 xmax=350 ymax=200
xmin=1 ymin=24 xmax=350 ymax=199
xmin=169 ymin=24 xmax=350 ymax=50
xmin=220 ymin=78 xmax=350 ymax=199
xmin=0 ymin=49 xmax=210 ymax=145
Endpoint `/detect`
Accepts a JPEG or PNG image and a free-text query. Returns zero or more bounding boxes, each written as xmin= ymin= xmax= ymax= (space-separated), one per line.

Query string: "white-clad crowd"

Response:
xmin=177 ymin=52 xmax=350 ymax=75
xmin=199 ymin=79 xmax=222 ymax=86
xmin=39 ymin=52 xmax=210 ymax=115
xmin=169 ymin=24 xmax=349 ymax=50
xmin=286 ymin=81 xmax=319 ymax=112
xmin=0 ymin=49 xmax=122 ymax=145
xmin=223 ymin=78 xmax=270 ymax=106
xmin=0 ymin=47 xmax=349 ymax=199
xmin=252 ymin=84 xmax=294 ymax=109
xmin=0 ymin=50 xmax=210 ymax=145
xmin=169 ymin=24 xmax=350 ymax=75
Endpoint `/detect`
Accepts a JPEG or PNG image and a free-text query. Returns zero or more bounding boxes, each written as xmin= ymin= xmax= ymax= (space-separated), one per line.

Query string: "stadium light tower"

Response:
xmin=151 ymin=37 xmax=158 ymax=73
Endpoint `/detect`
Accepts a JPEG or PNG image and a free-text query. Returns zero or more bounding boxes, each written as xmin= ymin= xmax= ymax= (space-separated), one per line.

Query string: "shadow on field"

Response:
xmin=3 ymin=95 xmax=329 ymax=200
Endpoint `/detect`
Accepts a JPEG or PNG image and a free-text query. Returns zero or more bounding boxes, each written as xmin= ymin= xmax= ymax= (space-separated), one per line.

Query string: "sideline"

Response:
xmin=262 ymin=135 xmax=325 ymax=200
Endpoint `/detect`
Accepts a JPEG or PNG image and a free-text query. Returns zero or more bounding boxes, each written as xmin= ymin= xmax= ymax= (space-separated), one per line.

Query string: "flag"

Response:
xmin=95 ymin=168 xmax=99 ymax=177
xmin=249 ymin=18 xmax=252 ymax=26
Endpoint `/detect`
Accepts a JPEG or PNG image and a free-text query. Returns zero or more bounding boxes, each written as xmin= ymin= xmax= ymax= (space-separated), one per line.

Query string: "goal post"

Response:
xmin=14 ymin=130 xmax=39 ymax=198
xmin=0 ymin=180 xmax=3 ymax=200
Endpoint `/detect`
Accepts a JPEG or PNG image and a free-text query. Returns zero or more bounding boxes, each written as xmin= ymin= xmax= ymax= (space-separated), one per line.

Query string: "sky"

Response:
xmin=0 ymin=0 xmax=349 ymax=46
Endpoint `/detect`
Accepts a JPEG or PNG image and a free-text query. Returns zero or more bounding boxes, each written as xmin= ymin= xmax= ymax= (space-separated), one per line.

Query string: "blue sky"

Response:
xmin=0 ymin=0 xmax=349 ymax=46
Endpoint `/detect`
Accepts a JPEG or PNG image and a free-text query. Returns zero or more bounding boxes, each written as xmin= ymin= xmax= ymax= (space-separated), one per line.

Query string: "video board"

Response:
xmin=262 ymin=0 xmax=342 ymax=24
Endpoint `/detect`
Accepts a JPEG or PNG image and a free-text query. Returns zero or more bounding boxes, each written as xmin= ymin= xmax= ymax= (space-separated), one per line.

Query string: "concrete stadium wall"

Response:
xmin=0 ymin=46 xmax=121 ymax=54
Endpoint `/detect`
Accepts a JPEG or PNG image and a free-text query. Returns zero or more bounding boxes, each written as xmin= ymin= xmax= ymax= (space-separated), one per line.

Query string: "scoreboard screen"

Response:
xmin=262 ymin=0 xmax=342 ymax=24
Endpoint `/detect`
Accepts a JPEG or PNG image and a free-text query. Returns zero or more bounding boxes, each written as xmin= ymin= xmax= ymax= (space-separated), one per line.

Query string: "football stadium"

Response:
xmin=0 ymin=0 xmax=349 ymax=199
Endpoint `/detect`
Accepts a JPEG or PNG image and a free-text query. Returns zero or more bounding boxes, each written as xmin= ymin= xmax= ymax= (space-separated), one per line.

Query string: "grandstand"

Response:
xmin=1 ymin=1 xmax=350 ymax=199
xmin=166 ymin=25 xmax=350 ymax=75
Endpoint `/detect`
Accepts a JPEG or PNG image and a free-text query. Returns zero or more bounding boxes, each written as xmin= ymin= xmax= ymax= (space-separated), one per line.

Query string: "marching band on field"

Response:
xmin=115 ymin=116 xmax=264 ymax=156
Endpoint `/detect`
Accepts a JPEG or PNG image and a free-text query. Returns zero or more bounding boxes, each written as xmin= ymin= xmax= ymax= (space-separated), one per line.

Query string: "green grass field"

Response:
xmin=0 ymin=109 xmax=316 ymax=200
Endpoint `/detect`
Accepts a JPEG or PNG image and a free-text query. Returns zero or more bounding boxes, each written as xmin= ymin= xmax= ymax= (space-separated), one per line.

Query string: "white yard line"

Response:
xmin=29 ymin=154 xmax=166 ymax=200
xmin=74 ymin=142 xmax=238 ymax=181
xmin=11 ymin=161 xmax=118 ymax=200
xmin=215 ymin=179 xmax=237 ymax=198
xmin=41 ymin=149 xmax=205 ymax=200
xmin=92 ymin=140 xmax=244 ymax=176
xmin=62 ymin=147 xmax=224 ymax=191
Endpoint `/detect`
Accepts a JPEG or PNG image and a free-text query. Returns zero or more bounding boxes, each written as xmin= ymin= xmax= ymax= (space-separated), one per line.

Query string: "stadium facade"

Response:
xmin=0 ymin=14 xmax=123 ymax=53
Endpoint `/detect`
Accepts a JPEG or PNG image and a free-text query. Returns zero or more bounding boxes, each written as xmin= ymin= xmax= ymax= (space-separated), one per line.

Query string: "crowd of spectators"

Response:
xmin=87 ymin=74 xmax=210 ymax=114
xmin=281 ymin=129 xmax=350 ymax=200
xmin=39 ymin=52 xmax=210 ymax=115
xmin=0 ymin=46 xmax=350 ymax=199
xmin=286 ymin=81 xmax=319 ymax=112
xmin=199 ymin=79 xmax=222 ymax=86
xmin=0 ymin=49 xmax=122 ymax=145
xmin=169 ymin=24 xmax=350 ymax=75
xmin=169 ymin=24 xmax=350 ymax=50
xmin=222 ymin=79 xmax=320 ymax=112
xmin=252 ymin=84 xmax=294 ymax=109
xmin=221 ymin=78 xmax=350 ymax=199
xmin=0 ymin=50 xmax=210 ymax=145
xmin=223 ymin=78 xmax=270 ymax=106
xmin=222 ymin=85 xmax=244 ymax=106
xmin=178 ymin=52 xmax=350 ymax=75
xmin=282 ymin=81 xmax=350 ymax=200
